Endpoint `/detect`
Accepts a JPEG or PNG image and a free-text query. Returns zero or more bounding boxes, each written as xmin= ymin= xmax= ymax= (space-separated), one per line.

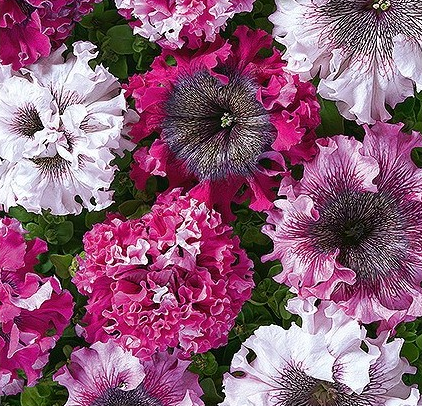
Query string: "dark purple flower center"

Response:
xmin=10 ymin=103 xmax=44 ymax=138
xmin=272 ymin=365 xmax=374 ymax=406
xmin=162 ymin=70 xmax=275 ymax=181
xmin=90 ymin=385 xmax=163 ymax=406
xmin=312 ymin=0 xmax=422 ymax=67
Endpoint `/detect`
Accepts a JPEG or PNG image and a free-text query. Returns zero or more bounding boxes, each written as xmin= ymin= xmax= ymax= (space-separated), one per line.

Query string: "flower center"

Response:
xmin=10 ymin=103 xmax=44 ymax=139
xmin=371 ymin=0 xmax=391 ymax=10
xmin=90 ymin=385 xmax=162 ymax=406
xmin=309 ymin=190 xmax=409 ymax=282
xmin=310 ymin=381 xmax=339 ymax=406
xmin=162 ymin=70 xmax=275 ymax=181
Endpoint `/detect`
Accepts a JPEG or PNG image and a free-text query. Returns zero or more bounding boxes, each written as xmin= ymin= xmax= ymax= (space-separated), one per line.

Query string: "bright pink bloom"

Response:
xmin=0 ymin=217 xmax=73 ymax=395
xmin=263 ymin=122 xmax=422 ymax=329
xmin=126 ymin=26 xmax=320 ymax=221
xmin=54 ymin=340 xmax=204 ymax=406
xmin=115 ymin=0 xmax=255 ymax=49
xmin=0 ymin=0 xmax=99 ymax=70
xmin=73 ymin=188 xmax=254 ymax=359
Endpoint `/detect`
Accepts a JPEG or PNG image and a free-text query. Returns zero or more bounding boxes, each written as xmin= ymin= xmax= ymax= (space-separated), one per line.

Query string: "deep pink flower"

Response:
xmin=126 ymin=26 xmax=320 ymax=221
xmin=54 ymin=340 xmax=204 ymax=406
xmin=115 ymin=0 xmax=255 ymax=49
xmin=73 ymin=188 xmax=254 ymax=359
xmin=263 ymin=122 xmax=422 ymax=328
xmin=0 ymin=0 xmax=99 ymax=70
xmin=0 ymin=217 xmax=74 ymax=395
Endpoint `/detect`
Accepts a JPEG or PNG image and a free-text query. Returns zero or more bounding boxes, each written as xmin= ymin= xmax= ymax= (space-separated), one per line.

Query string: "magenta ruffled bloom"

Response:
xmin=73 ymin=188 xmax=254 ymax=359
xmin=115 ymin=0 xmax=255 ymax=49
xmin=0 ymin=217 xmax=74 ymax=395
xmin=126 ymin=26 xmax=320 ymax=221
xmin=0 ymin=0 xmax=99 ymax=70
xmin=263 ymin=122 xmax=422 ymax=329
xmin=222 ymin=298 xmax=421 ymax=406
xmin=54 ymin=340 xmax=204 ymax=406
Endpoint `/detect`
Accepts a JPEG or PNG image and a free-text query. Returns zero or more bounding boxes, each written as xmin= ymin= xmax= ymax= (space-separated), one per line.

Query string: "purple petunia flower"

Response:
xmin=54 ymin=340 xmax=204 ymax=406
xmin=263 ymin=122 xmax=422 ymax=329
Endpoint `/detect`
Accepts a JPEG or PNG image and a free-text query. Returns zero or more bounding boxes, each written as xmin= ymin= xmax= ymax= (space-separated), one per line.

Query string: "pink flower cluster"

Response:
xmin=0 ymin=218 xmax=73 ymax=395
xmin=115 ymin=0 xmax=255 ymax=49
xmin=74 ymin=188 xmax=254 ymax=359
xmin=126 ymin=26 xmax=320 ymax=220
xmin=0 ymin=0 xmax=99 ymax=70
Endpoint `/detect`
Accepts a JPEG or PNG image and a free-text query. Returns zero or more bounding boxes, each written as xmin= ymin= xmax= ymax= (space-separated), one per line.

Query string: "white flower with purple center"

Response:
xmin=221 ymin=299 xmax=421 ymax=406
xmin=0 ymin=41 xmax=133 ymax=215
xmin=270 ymin=0 xmax=422 ymax=124
xmin=53 ymin=340 xmax=204 ymax=406
xmin=263 ymin=122 xmax=422 ymax=328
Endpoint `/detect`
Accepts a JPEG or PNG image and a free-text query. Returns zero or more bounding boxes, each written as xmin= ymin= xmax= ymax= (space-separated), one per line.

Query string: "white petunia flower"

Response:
xmin=0 ymin=41 xmax=134 ymax=215
xmin=270 ymin=0 xmax=422 ymax=124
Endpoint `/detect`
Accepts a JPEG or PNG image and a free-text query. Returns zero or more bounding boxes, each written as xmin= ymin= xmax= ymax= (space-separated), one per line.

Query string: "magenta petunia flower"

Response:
xmin=126 ymin=26 xmax=320 ymax=221
xmin=115 ymin=0 xmax=255 ymax=49
xmin=0 ymin=0 xmax=99 ymax=70
xmin=270 ymin=0 xmax=422 ymax=124
xmin=0 ymin=41 xmax=134 ymax=215
xmin=221 ymin=298 xmax=421 ymax=406
xmin=0 ymin=217 xmax=74 ymax=395
xmin=263 ymin=122 xmax=422 ymax=328
xmin=73 ymin=188 xmax=254 ymax=359
xmin=54 ymin=340 xmax=204 ymax=406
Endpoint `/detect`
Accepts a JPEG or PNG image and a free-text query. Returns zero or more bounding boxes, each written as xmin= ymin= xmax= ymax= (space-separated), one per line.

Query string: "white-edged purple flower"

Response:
xmin=270 ymin=0 xmax=422 ymax=124
xmin=0 ymin=41 xmax=134 ymax=215
xmin=263 ymin=122 xmax=422 ymax=328
xmin=221 ymin=299 xmax=421 ymax=406
xmin=53 ymin=340 xmax=204 ymax=406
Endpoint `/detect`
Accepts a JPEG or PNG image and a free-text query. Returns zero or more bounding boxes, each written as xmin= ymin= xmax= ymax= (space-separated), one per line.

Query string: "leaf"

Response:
xmin=402 ymin=343 xmax=419 ymax=363
xmin=50 ymin=254 xmax=73 ymax=278
xmin=200 ymin=378 xmax=224 ymax=405
xmin=8 ymin=206 xmax=35 ymax=223
xmin=107 ymin=25 xmax=135 ymax=55
xmin=107 ymin=56 xmax=128 ymax=79
xmin=53 ymin=221 xmax=74 ymax=245
xmin=316 ymin=97 xmax=344 ymax=136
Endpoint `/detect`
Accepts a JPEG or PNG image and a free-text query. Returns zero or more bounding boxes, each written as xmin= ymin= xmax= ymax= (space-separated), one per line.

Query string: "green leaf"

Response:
xmin=107 ymin=25 xmax=135 ymax=55
xmin=8 ymin=206 xmax=35 ymax=223
xmin=316 ymin=97 xmax=344 ymax=136
xmin=51 ymin=221 xmax=74 ymax=245
xmin=190 ymin=353 xmax=219 ymax=376
xmin=402 ymin=343 xmax=419 ymax=363
xmin=107 ymin=56 xmax=128 ymax=79
xmin=50 ymin=254 xmax=73 ymax=278
xmin=200 ymin=378 xmax=224 ymax=405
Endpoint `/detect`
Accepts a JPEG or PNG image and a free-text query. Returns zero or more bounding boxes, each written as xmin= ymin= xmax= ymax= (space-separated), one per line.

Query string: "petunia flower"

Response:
xmin=0 ymin=0 xmax=100 ymax=70
xmin=270 ymin=0 xmax=422 ymax=124
xmin=0 ymin=217 xmax=73 ymax=395
xmin=0 ymin=41 xmax=134 ymax=215
xmin=54 ymin=340 xmax=204 ymax=406
xmin=263 ymin=122 xmax=422 ymax=328
xmin=73 ymin=188 xmax=254 ymax=359
xmin=115 ymin=0 xmax=255 ymax=49
xmin=221 ymin=298 xmax=421 ymax=406
xmin=126 ymin=26 xmax=320 ymax=220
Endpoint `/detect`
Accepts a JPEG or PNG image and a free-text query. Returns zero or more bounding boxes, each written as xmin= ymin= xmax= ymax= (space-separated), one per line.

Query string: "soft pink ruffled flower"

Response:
xmin=126 ymin=26 xmax=320 ymax=220
xmin=0 ymin=41 xmax=134 ymax=215
xmin=270 ymin=0 xmax=422 ymax=124
xmin=263 ymin=122 xmax=422 ymax=328
xmin=221 ymin=298 xmax=420 ymax=406
xmin=0 ymin=217 xmax=74 ymax=395
xmin=0 ymin=0 xmax=99 ymax=70
xmin=54 ymin=340 xmax=204 ymax=406
xmin=73 ymin=188 xmax=254 ymax=359
xmin=115 ymin=0 xmax=255 ymax=49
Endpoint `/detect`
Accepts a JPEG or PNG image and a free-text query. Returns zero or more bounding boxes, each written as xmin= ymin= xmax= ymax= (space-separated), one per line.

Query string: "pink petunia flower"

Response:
xmin=54 ymin=340 xmax=204 ymax=406
xmin=73 ymin=188 xmax=254 ymax=359
xmin=0 ymin=41 xmax=134 ymax=215
xmin=221 ymin=298 xmax=421 ymax=406
xmin=270 ymin=0 xmax=422 ymax=124
xmin=126 ymin=26 xmax=320 ymax=221
xmin=0 ymin=0 xmax=100 ymax=70
xmin=263 ymin=122 xmax=422 ymax=328
xmin=115 ymin=0 xmax=255 ymax=49
xmin=0 ymin=217 xmax=74 ymax=395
